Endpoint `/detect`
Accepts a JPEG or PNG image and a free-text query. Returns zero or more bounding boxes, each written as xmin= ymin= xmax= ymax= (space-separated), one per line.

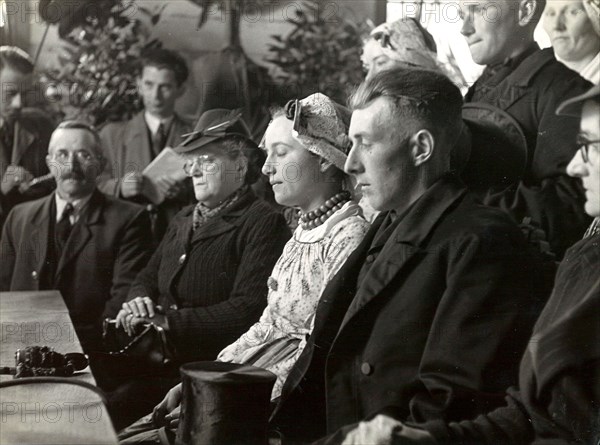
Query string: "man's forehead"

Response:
xmin=50 ymin=128 xmax=96 ymax=148
xmin=350 ymin=98 xmax=393 ymax=135
xmin=140 ymin=65 xmax=177 ymax=81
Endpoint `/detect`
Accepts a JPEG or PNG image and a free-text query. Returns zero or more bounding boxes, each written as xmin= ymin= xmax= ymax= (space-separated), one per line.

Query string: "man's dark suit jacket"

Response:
xmin=0 ymin=109 xmax=55 ymax=230
xmin=271 ymin=174 xmax=551 ymax=444
xmin=0 ymin=189 xmax=152 ymax=351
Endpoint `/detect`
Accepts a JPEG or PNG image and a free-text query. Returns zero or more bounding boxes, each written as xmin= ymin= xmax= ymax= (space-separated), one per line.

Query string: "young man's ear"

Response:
xmin=411 ymin=129 xmax=434 ymax=167
xmin=518 ymin=0 xmax=537 ymax=27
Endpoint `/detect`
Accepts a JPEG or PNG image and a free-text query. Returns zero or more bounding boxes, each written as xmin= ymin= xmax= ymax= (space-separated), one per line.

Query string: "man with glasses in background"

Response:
xmin=0 ymin=121 xmax=152 ymax=354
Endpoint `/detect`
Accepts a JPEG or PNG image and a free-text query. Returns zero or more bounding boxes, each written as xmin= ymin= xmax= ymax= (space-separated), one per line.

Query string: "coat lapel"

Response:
xmin=166 ymin=190 xmax=257 ymax=294
xmin=29 ymin=194 xmax=53 ymax=282
xmin=472 ymin=46 xmax=553 ymax=112
xmin=336 ymin=175 xmax=468 ymax=336
xmin=124 ymin=113 xmax=153 ymax=171
xmin=55 ymin=191 xmax=103 ymax=280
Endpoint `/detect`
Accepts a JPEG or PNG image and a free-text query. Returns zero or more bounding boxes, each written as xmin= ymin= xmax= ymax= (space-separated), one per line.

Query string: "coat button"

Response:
xmin=365 ymin=254 xmax=375 ymax=264
xmin=360 ymin=362 xmax=373 ymax=376
xmin=169 ymin=304 xmax=178 ymax=310
xmin=31 ymin=271 xmax=38 ymax=280
xmin=178 ymin=254 xmax=186 ymax=265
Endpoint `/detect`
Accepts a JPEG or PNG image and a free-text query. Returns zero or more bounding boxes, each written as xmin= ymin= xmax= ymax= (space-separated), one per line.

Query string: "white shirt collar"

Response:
xmin=55 ymin=192 xmax=93 ymax=223
xmin=144 ymin=112 xmax=174 ymax=135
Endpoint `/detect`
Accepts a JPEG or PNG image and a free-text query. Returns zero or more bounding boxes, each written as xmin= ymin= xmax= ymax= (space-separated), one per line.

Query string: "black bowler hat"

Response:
xmin=456 ymin=102 xmax=528 ymax=192
xmin=174 ymin=108 xmax=252 ymax=154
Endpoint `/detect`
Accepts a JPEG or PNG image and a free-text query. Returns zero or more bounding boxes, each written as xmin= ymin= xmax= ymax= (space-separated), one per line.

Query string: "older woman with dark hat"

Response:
xmin=116 ymin=108 xmax=290 ymax=359
xmin=109 ymin=109 xmax=290 ymax=427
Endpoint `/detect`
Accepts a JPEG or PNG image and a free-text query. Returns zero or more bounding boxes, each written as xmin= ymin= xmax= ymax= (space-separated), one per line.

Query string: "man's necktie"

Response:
xmin=55 ymin=203 xmax=74 ymax=253
xmin=152 ymin=123 xmax=167 ymax=155
xmin=1 ymin=121 xmax=14 ymax=159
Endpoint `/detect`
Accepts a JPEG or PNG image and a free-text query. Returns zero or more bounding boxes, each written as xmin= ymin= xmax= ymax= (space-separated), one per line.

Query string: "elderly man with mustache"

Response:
xmin=0 ymin=120 xmax=152 ymax=354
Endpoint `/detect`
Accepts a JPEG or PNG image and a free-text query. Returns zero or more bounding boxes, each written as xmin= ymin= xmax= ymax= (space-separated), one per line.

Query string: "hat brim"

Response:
xmin=173 ymin=135 xmax=219 ymax=154
xmin=173 ymin=132 xmax=251 ymax=154
xmin=556 ymin=84 xmax=600 ymax=117
xmin=459 ymin=103 xmax=528 ymax=191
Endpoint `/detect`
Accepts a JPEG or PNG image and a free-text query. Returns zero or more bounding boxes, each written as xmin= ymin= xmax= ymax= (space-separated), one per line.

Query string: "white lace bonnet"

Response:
xmin=286 ymin=93 xmax=352 ymax=171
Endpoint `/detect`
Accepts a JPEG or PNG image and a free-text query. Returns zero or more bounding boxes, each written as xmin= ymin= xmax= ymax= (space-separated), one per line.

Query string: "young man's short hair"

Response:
xmin=350 ymin=67 xmax=464 ymax=149
xmin=139 ymin=47 xmax=189 ymax=86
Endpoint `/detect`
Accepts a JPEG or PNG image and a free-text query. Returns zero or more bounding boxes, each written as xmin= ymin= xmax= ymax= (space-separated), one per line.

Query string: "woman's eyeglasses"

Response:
xmin=183 ymin=155 xmax=219 ymax=177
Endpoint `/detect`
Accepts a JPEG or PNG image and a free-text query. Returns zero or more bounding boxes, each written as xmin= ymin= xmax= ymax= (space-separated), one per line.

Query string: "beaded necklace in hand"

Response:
xmin=299 ymin=190 xmax=351 ymax=230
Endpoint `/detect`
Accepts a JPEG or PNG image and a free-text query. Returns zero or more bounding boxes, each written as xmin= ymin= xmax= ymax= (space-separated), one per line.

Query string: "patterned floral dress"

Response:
xmin=217 ymin=201 xmax=369 ymax=399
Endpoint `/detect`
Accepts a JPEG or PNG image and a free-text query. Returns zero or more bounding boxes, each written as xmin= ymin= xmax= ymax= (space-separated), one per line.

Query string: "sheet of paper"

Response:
xmin=142 ymin=147 xmax=187 ymax=205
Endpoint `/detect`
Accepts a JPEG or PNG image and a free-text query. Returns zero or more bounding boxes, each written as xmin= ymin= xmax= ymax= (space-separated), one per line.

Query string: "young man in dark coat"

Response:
xmin=459 ymin=0 xmax=593 ymax=258
xmin=0 ymin=121 xmax=152 ymax=353
xmin=269 ymin=68 xmax=550 ymax=444
xmin=340 ymin=83 xmax=600 ymax=445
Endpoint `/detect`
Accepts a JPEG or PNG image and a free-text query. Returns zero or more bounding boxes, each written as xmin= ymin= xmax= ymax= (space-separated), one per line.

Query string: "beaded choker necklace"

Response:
xmin=299 ymin=190 xmax=351 ymax=230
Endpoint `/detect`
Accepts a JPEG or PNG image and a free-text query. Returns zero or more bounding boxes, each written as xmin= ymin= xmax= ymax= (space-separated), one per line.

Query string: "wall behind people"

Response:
xmin=8 ymin=0 xmax=380 ymax=120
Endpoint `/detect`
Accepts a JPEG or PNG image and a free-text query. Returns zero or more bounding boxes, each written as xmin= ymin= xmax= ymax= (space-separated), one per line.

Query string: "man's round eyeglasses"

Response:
xmin=575 ymin=138 xmax=600 ymax=163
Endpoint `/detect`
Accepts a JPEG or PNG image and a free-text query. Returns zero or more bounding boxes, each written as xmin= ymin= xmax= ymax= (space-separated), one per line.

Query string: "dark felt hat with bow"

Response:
xmin=174 ymin=108 xmax=252 ymax=154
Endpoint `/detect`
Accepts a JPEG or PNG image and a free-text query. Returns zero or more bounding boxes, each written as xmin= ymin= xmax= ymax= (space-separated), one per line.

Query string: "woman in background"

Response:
xmin=361 ymin=17 xmax=467 ymax=90
xmin=543 ymin=0 xmax=600 ymax=84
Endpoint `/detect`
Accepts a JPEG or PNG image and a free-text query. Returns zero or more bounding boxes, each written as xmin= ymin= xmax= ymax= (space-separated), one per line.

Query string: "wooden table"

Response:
xmin=0 ymin=291 xmax=118 ymax=445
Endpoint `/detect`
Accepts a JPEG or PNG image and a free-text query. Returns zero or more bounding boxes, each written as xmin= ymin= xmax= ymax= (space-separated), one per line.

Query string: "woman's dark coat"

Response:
xmin=127 ymin=189 xmax=290 ymax=361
